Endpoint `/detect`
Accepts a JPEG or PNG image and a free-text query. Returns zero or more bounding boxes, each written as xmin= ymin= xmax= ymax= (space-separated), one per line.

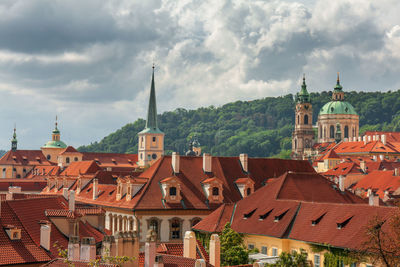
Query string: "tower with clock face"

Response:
xmin=292 ymin=75 xmax=314 ymax=160
xmin=138 ymin=66 xmax=165 ymax=167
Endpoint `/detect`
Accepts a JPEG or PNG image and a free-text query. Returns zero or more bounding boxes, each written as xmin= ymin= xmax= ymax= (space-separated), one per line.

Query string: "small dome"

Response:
xmin=319 ymin=101 xmax=357 ymax=116
xmin=42 ymin=140 xmax=67 ymax=149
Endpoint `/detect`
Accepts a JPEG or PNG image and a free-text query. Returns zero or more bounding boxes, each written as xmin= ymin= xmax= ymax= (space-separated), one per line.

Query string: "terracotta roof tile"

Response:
xmin=0 ymin=150 xmax=52 ymax=166
xmin=353 ymin=170 xmax=400 ymax=198
xmin=60 ymin=161 xmax=101 ymax=176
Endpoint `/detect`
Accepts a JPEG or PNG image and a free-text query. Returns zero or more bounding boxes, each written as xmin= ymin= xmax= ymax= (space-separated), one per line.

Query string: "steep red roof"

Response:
xmin=322 ymin=149 xmax=340 ymax=160
xmin=60 ymin=161 xmax=101 ymax=176
xmin=0 ymin=180 xmax=47 ymax=192
xmin=353 ymin=170 xmax=400 ymax=198
xmin=82 ymin=152 xmax=138 ymax=169
xmin=26 ymin=165 xmax=61 ymax=179
xmin=323 ymin=162 xmax=363 ymax=176
xmin=0 ymin=150 xmax=52 ymax=166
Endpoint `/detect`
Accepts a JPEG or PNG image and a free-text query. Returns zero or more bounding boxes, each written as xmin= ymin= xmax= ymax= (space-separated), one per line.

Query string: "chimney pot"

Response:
xmin=80 ymin=237 xmax=96 ymax=261
xmin=183 ymin=231 xmax=196 ymax=259
xmin=195 ymin=259 xmax=206 ymax=267
xmin=172 ymin=152 xmax=180 ymax=174
xmin=209 ymin=234 xmax=220 ymax=267
xmin=69 ymin=190 xmax=75 ymax=211
xmin=381 ymin=134 xmax=387 ymax=145
xmin=92 ymin=179 xmax=98 ymax=200
xmin=203 ymin=153 xmax=212 ymax=173
xmin=369 ymin=193 xmax=380 ymax=206
xmin=39 ymin=222 xmax=51 ymax=251
xmin=63 ymin=188 xmax=69 ymax=200
xmin=67 ymin=236 xmax=80 ymax=261
xmin=338 ymin=175 xmax=345 ymax=192
xmin=239 ymin=154 xmax=248 ymax=173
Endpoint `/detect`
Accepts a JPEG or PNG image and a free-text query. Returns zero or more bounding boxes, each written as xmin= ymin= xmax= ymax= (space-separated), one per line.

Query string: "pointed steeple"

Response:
xmin=297 ymin=74 xmax=310 ymax=103
xmin=11 ymin=125 xmax=17 ymax=151
xmin=334 ymin=72 xmax=343 ymax=91
xmin=53 ymin=115 xmax=60 ymax=134
xmin=146 ymin=64 xmax=158 ymax=129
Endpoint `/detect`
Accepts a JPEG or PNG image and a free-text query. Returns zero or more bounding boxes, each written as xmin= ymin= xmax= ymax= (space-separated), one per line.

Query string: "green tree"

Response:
xmin=267 ymin=249 xmax=310 ymax=267
xmin=220 ymin=223 xmax=249 ymax=266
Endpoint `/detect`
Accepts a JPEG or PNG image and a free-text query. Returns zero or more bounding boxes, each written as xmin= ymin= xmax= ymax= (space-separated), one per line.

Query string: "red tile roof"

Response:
xmin=364 ymin=131 xmax=400 ymax=142
xmin=353 ymin=170 xmax=400 ymax=198
xmin=323 ymin=162 xmax=362 ymax=176
xmin=0 ymin=180 xmax=47 ymax=192
xmin=82 ymin=152 xmax=138 ymax=169
xmin=0 ymin=150 xmax=52 ymax=166
xmin=322 ymin=149 xmax=340 ymax=160
xmin=60 ymin=161 xmax=101 ymax=176
xmin=59 ymin=146 xmax=80 ymax=154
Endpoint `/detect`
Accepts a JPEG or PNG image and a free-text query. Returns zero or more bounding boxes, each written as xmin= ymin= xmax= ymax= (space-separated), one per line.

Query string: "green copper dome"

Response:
xmin=319 ymin=101 xmax=357 ymax=115
xmin=42 ymin=140 xmax=67 ymax=148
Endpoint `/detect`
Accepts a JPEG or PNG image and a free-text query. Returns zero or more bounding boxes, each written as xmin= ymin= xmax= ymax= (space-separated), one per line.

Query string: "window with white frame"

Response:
xmin=261 ymin=246 xmax=267 ymax=255
xmin=247 ymin=243 xmax=254 ymax=250
xmin=314 ymin=254 xmax=320 ymax=267
xmin=272 ymin=247 xmax=278 ymax=256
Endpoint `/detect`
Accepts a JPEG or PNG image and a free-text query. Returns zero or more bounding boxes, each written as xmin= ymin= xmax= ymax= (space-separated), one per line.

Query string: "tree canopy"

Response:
xmin=79 ymin=90 xmax=400 ymax=158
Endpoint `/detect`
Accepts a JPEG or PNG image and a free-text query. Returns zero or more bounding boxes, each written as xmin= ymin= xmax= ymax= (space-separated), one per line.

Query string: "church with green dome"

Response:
xmin=292 ymin=74 xmax=359 ymax=159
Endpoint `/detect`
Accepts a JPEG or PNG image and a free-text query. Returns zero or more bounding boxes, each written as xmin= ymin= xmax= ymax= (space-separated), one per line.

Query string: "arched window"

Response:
xmin=297 ymin=115 xmax=300 ymax=124
xmin=212 ymin=187 xmax=219 ymax=196
xmin=66 ymin=157 xmax=70 ymax=164
xmin=246 ymin=188 xmax=251 ymax=196
xmin=108 ymin=214 xmax=113 ymax=232
xmin=47 ymin=155 xmax=51 ymax=160
xmin=191 ymin=218 xmax=202 ymax=227
xmin=169 ymin=187 xmax=177 ymax=196
xmin=74 ymin=157 xmax=78 ymax=162
xmin=319 ymin=125 xmax=322 ymax=138
xmin=294 ymin=139 xmax=297 ymax=149
xmin=330 ymin=125 xmax=335 ymax=138
xmin=352 ymin=128 xmax=355 ymax=138
xmin=344 ymin=126 xmax=349 ymax=138
xmin=149 ymin=220 xmax=158 ymax=236
xmin=170 ymin=218 xmax=181 ymax=239
xmin=2 ymin=168 xmax=6 ymax=178
xmin=324 ymin=127 xmax=326 ymax=138
xmin=305 ymin=139 xmax=310 ymax=148
xmin=304 ymin=114 xmax=308 ymax=125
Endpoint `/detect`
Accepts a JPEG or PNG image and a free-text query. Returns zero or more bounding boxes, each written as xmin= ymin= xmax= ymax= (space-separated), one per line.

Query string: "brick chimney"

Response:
xmin=395 ymin=168 xmax=399 ymax=176
xmin=369 ymin=193 xmax=379 ymax=206
xmin=62 ymin=188 xmax=69 ymax=200
xmin=69 ymin=190 xmax=75 ymax=211
xmin=92 ymin=179 xmax=99 ymax=200
xmin=39 ymin=221 xmax=51 ymax=251
xmin=239 ymin=154 xmax=248 ymax=173
xmin=360 ymin=161 xmax=366 ymax=173
xmin=209 ymin=234 xmax=220 ymax=267
xmin=80 ymin=237 xmax=96 ymax=261
xmin=145 ymin=229 xmax=157 ymax=267
xmin=67 ymin=236 xmax=80 ymax=261
xmin=183 ymin=231 xmax=196 ymax=259
xmin=381 ymin=134 xmax=387 ymax=145
xmin=203 ymin=153 xmax=212 ymax=173
xmin=338 ymin=175 xmax=345 ymax=192
xmin=172 ymin=152 xmax=180 ymax=174
xmin=195 ymin=259 xmax=206 ymax=267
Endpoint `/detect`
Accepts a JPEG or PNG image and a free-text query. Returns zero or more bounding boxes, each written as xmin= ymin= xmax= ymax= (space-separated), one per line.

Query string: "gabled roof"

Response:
xmin=82 ymin=152 xmax=138 ymax=169
xmin=60 ymin=146 xmax=81 ymax=155
xmin=353 ymin=170 xmax=400 ymax=198
xmin=0 ymin=179 xmax=47 ymax=192
xmin=60 ymin=161 xmax=101 ymax=176
xmin=322 ymin=149 xmax=340 ymax=160
xmin=323 ymin=162 xmax=362 ymax=176
xmin=0 ymin=150 xmax=52 ymax=166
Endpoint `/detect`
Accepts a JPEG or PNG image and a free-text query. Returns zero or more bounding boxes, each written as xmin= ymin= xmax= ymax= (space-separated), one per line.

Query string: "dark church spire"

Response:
xmin=145 ymin=64 xmax=159 ymax=130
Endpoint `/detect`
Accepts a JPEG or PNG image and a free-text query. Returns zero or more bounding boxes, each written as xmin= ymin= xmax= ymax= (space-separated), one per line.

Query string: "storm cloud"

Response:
xmin=0 ymin=0 xmax=399 ymax=149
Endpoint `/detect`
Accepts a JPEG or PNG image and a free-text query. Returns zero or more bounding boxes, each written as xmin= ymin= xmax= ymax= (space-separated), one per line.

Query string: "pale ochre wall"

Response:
xmin=138 ymin=133 xmax=164 ymax=166
xmin=244 ymin=234 xmax=372 ymax=267
xmin=317 ymin=114 xmax=359 ymax=143
xmin=41 ymin=147 xmax=65 ymax=163
xmin=0 ymin=165 xmax=34 ymax=178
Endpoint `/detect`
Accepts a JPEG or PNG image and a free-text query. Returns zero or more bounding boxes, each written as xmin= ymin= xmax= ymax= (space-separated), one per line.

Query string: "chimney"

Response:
xmin=394 ymin=168 xmax=399 ymax=176
xmin=39 ymin=221 xmax=51 ymax=251
xmin=360 ymin=161 xmax=366 ymax=173
xmin=338 ymin=175 xmax=345 ymax=192
xmin=183 ymin=231 xmax=196 ymax=259
xmin=376 ymin=134 xmax=380 ymax=141
xmin=92 ymin=179 xmax=98 ymax=200
xmin=363 ymin=136 xmax=367 ymax=144
xmin=80 ymin=237 xmax=96 ymax=262
xmin=145 ymin=229 xmax=157 ymax=267
xmin=209 ymin=234 xmax=220 ymax=267
xmin=195 ymin=259 xmax=206 ymax=267
xmin=379 ymin=155 xmax=384 ymax=161
xmin=69 ymin=190 xmax=75 ymax=211
xmin=381 ymin=134 xmax=387 ymax=145
xmin=368 ymin=135 xmax=371 ymax=142
xmin=369 ymin=193 xmax=379 ymax=206
xmin=63 ymin=188 xmax=69 ymax=200
xmin=203 ymin=153 xmax=212 ymax=173
xmin=358 ymin=136 xmax=361 ymax=142
xmin=172 ymin=152 xmax=180 ymax=174
xmin=372 ymin=135 xmax=376 ymax=141
xmin=68 ymin=236 xmax=80 ymax=261
xmin=239 ymin=154 xmax=248 ymax=173
xmin=373 ymin=155 xmax=377 ymax=161
xmin=155 ymin=255 xmax=164 ymax=267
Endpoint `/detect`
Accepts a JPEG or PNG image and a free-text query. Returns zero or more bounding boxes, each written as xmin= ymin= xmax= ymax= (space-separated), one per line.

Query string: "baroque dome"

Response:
xmin=319 ymin=101 xmax=357 ymax=116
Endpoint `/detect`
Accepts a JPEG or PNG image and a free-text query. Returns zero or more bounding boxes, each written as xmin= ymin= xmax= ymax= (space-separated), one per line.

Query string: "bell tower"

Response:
xmin=292 ymin=75 xmax=314 ymax=159
xmin=138 ymin=65 xmax=165 ymax=167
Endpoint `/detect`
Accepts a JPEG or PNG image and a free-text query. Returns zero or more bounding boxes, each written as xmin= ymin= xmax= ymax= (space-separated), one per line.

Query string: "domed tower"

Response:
xmin=292 ymin=75 xmax=314 ymax=159
xmin=317 ymin=74 xmax=359 ymax=143
xmin=41 ymin=117 xmax=67 ymax=163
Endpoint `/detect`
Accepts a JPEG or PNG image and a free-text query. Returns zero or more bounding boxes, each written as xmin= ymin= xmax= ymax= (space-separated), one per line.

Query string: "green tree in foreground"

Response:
xmin=266 ymin=249 xmax=310 ymax=267
xmin=220 ymin=223 xmax=249 ymax=266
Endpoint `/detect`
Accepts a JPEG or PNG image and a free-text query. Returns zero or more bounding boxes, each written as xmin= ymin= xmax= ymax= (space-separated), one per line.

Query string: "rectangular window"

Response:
xmin=314 ymin=254 xmax=320 ymax=267
xmin=261 ymin=246 xmax=267 ymax=255
xmin=247 ymin=244 xmax=254 ymax=250
xmin=153 ymin=137 xmax=156 ymax=142
xmin=272 ymin=247 xmax=278 ymax=256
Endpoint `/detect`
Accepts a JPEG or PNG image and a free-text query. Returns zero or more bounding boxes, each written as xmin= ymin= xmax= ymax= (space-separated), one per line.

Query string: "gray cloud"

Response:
xmin=0 ymin=0 xmax=399 ymax=150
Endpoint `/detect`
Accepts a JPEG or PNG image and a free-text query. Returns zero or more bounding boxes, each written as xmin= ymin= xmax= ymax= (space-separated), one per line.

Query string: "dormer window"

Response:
xmin=235 ymin=177 xmax=255 ymax=198
xmin=336 ymin=216 xmax=353 ymax=229
xmin=160 ymin=177 xmax=182 ymax=203
xmin=311 ymin=213 xmax=326 ymax=226
xmin=66 ymin=157 xmax=70 ymax=164
xmin=246 ymin=188 xmax=251 ymax=196
xmin=201 ymin=177 xmax=224 ymax=203
xmin=274 ymin=209 xmax=289 ymax=222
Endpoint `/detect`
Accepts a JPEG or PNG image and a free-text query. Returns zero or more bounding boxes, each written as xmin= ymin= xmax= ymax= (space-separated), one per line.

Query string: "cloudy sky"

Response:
xmin=0 ymin=0 xmax=399 ymax=150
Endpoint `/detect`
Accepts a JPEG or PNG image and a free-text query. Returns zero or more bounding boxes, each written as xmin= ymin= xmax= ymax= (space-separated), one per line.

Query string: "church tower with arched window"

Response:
xmin=137 ymin=66 xmax=165 ymax=167
xmin=292 ymin=75 xmax=314 ymax=159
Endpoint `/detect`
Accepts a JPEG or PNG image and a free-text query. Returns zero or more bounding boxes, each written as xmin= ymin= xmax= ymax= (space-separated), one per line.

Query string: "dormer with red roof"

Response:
xmin=58 ymin=146 xmax=83 ymax=168
xmin=160 ymin=176 xmax=182 ymax=203
xmin=235 ymin=177 xmax=255 ymax=198
xmin=201 ymin=177 xmax=224 ymax=203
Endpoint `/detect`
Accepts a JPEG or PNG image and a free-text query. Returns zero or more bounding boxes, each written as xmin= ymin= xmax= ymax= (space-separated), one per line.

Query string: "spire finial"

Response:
xmin=302 ymin=73 xmax=306 ymax=85
xmin=11 ymin=124 xmax=17 ymax=151
xmin=337 ymin=72 xmax=340 ymax=84
xmin=55 ymin=115 xmax=58 ymax=129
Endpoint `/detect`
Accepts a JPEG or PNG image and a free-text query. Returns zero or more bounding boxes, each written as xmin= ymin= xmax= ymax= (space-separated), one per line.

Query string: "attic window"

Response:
xmin=109 ymin=190 xmax=115 ymax=195
xmin=311 ymin=213 xmax=326 ymax=226
xmin=259 ymin=209 xmax=273 ymax=221
xmin=336 ymin=216 xmax=353 ymax=229
xmin=243 ymin=209 xmax=257 ymax=219
xmin=22 ymin=156 xmax=27 ymax=160
xmin=12 ymin=156 xmax=17 ymax=160
xmin=274 ymin=210 xmax=289 ymax=222
xmin=169 ymin=187 xmax=177 ymax=196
